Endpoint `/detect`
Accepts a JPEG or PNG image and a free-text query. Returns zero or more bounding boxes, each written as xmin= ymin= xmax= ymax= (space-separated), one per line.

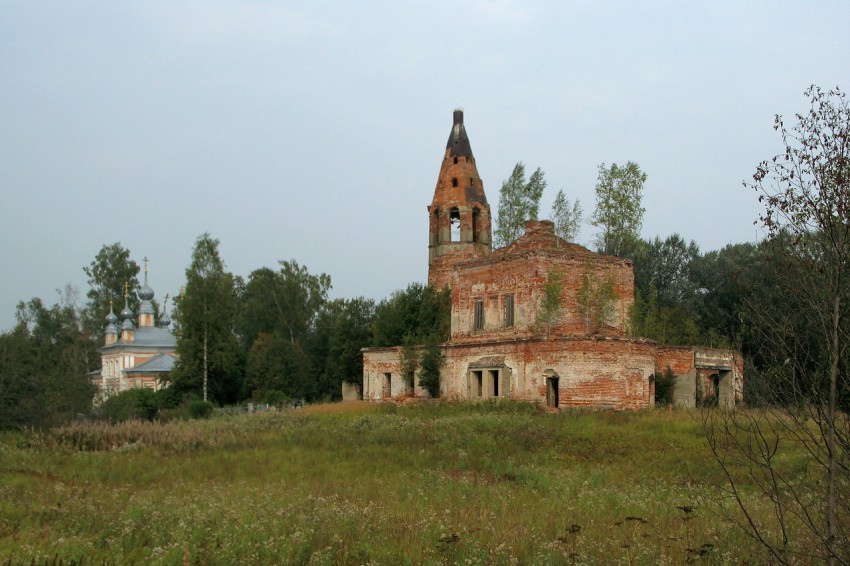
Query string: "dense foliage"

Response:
xmin=0 ymin=291 xmax=96 ymax=428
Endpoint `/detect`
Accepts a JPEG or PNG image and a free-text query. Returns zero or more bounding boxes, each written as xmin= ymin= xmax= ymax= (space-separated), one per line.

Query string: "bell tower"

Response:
xmin=427 ymin=110 xmax=492 ymax=289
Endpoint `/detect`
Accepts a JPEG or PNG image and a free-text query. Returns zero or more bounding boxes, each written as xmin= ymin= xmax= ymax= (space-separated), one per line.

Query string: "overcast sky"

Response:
xmin=2 ymin=1 xmax=849 ymax=333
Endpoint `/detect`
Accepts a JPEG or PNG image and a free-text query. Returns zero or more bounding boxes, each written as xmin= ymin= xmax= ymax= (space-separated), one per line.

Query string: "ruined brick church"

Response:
xmin=357 ymin=110 xmax=742 ymax=409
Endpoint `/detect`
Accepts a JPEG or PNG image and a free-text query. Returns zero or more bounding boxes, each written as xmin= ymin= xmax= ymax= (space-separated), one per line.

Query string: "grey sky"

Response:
xmin=2 ymin=1 xmax=848 ymax=333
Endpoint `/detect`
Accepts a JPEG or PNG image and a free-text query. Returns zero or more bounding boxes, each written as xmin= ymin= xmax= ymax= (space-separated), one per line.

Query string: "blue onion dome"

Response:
xmin=157 ymin=311 xmax=172 ymax=329
xmin=105 ymin=304 xmax=119 ymax=325
xmin=120 ymin=303 xmax=134 ymax=320
xmin=121 ymin=317 xmax=134 ymax=330
xmin=138 ymin=282 xmax=154 ymax=301
xmin=104 ymin=303 xmax=119 ymax=335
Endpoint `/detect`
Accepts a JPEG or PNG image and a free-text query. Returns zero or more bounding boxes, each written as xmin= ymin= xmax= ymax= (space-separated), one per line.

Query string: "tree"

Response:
xmin=1 ymin=288 xmax=96 ymax=428
xmin=0 ymin=327 xmax=40 ymax=428
xmin=82 ymin=243 xmax=140 ymax=336
xmin=308 ymin=297 xmax=375 ymax=401
xmin=577 ymin=267 xmax=616 ymax=334
xmin=550 ymin=189 xmax=583 ymax=243
xmin=372 ymin=283 xmax=451 ymax=397
xmin=170 ymin=234 xmax=243 ymax=404
xmin=690 ymin=242 xmax=759 ymax=348
xmin=590 ymin=162 xmax=646 ymax=257
xmin=372 ymin=283 xmax=450 ymax=347
xmin=238 ymin=261 xmax=331 ymax=348
xmin=238 ymin=261 xmax=332 ymax=401
xmin=536 ymin=268 xmax=563 ymax=336
xmin=246 ymin=332 xmax=312 ymax=401
xmin=493 ymin=163 xmax=547 ymax=248
xmin=704 ymin=86 xmax=850 ymax=564
xmin=628 ymin=287 xmax=702 ymax=346
xmin=418 ymin=343 xmax=444 ymax=398
xmin=627 ymin=235 xmax=703 ymax=345
xmin=632 ymin=234 xmax=700 ymax=307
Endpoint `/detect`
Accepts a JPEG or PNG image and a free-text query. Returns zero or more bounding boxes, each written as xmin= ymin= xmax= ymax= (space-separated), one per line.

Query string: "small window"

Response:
xmin=469 ymin=177 xmax=474 ymax=186
xmin=474 ymin=299 xmax=485 ymax=331
xmin=453 ymin=157 xmax=458 ymax=164
xmin=450 ymin=208 xmax=460 ymax=242
xmin=452 ymin=177 xmax=458 ymax=187
xmin=503 ymin=295 xmax=515 ymax=327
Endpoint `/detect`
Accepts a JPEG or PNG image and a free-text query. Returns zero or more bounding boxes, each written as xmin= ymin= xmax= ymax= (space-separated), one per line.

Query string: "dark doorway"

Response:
xmin=546 ymin=376 xmax=559 ymax=408
xmin=489 ymin=369 xmax=499 ymax=397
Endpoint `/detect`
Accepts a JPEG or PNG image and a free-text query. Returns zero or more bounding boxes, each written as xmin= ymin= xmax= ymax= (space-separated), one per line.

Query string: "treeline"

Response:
xmin=0 ymin=221 xmax=842 ymax=427
xmin=0 ymin=237 xmax=450 ymax=427
xmin=164 ymin=234 xmax=451 ymax=407
xmin=0 ymin=229 xmax=782 ymax=427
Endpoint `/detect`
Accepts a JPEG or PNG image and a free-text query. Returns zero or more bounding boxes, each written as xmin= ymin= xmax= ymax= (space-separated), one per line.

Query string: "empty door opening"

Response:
xmin=546 ymin=376 xmax=559 ymax=408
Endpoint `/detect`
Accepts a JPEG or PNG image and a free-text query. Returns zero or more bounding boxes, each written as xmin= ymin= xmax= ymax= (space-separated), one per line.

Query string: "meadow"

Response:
xmin=0 ymin=402 xmax=779 ymax=565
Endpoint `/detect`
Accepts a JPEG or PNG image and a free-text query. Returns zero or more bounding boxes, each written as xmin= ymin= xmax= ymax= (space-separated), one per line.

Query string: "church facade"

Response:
xmin=93 ymin=267 xmax=176 ymax=400
xmin=358 ymin=110 xmax=743 ymax=409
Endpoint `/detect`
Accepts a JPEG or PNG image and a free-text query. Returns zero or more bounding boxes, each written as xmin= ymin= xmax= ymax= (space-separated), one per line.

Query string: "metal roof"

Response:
xmin=100 ymin=326 xmax=176 ymax=351
xmin=446 ymin=109 xmax=473 ymax=157
xmin=123 ymin=353 xmax=176 ymax=374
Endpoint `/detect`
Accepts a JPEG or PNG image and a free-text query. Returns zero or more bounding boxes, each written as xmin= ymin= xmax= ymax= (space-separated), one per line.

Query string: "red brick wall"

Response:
xmin=655 ymin=347 xmax=695 ymax=375
xmin=449 ymin=246 xmax=634 ymax=340
xmin=441 ymin=337 xmax=655 ymax=409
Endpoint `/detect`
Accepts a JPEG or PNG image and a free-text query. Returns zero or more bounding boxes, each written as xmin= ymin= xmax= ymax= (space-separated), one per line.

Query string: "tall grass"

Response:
xmin=0 ymin=403 xmax=774 ymax=564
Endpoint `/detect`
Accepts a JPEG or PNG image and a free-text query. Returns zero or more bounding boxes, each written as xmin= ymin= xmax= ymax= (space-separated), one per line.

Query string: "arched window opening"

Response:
xmin=452 ymin=177 xmax=458 ymax=187
xmin=450 ymin=208 xmax=461 ymax=242
xmin=472 ymin=207 xmax=481 ymax=243
xmin=453 ymin=157 xmax=458 ymax=164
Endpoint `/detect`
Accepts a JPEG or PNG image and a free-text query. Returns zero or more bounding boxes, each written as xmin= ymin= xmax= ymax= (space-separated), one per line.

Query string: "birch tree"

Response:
xmin=550 ymin=189 xmax=583 ymax=243
xmin=494 ymin=163 xmax=547 ymax=248
xmin=171 ymin=234 xmax=242 ymax=404
xmin=591 ymin=161 xmax=646 ymax=257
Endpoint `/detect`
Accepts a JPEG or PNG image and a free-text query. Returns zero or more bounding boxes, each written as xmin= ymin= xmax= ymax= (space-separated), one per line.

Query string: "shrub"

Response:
xmin=260 ymin=389 xmax=290 ymax=407
xmin=155 ymin=386 xmax=183 ymax=409
xmin=189 ymin=400 xmax=215 ymax=419
xmin=654 ymin=366 xmax=677 ymax=406
xmin=418 ymin=343 xmax=444 ymax=398
xmin=100 ymin=388 xmax=158 ymax=422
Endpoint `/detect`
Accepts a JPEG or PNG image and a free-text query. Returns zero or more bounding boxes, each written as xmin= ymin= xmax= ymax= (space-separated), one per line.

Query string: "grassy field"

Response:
xmin=0 ymin=402 xmax=778 ymax=564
